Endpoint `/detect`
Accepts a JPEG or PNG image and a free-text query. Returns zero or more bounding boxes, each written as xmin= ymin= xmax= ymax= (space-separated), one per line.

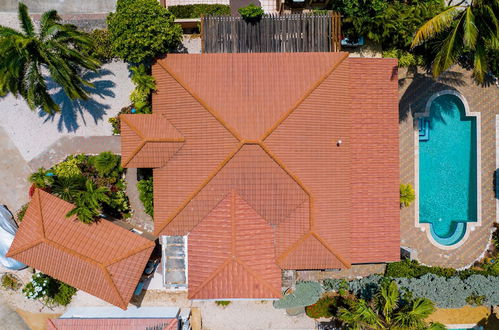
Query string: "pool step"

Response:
xmin=418 ymin=118 xmax=430 ymax=141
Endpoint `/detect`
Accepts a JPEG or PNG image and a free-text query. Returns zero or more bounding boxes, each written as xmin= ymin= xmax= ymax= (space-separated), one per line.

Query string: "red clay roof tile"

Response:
xmin=47 ymin=318 xmax=178 ymax=330
xmin=7 ymin=189 xmax=155 ymax=309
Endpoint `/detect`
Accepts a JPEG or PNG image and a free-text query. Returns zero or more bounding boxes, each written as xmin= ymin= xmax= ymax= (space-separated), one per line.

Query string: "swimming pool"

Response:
xmin=418 ymin=93 xmax=479 ymax=246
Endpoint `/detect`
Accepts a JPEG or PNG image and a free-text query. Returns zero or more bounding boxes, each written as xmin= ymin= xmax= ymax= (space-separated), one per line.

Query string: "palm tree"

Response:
xmin=400 ymin=184 xmax=416 ymax=208
xmin=338 ymin=281 xmax=446 ymax=330
xmin=51 ymin=176 xmax=85 ymax=203
xmin=411 ymin=0 xmax=499 ymax=83
xmin=0 ymin=3 xmax=101 ymax=113
xmin=66 ymin=179 xmax=110 ymax=223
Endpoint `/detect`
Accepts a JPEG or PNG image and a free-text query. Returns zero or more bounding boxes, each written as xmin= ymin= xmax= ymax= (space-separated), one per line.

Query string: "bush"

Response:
xmin=168 ymin=4 xmax=230 ymax=19
xmin=238 ymin=4 xmax=264 ymax=21
xmin=466 ymin=293 xmax=486 ymax=306
xmin=107 ymin=0 xmax=182 ymax=63
xmin=400 ymin=183 xmax=415 ymax=207
xmin=16 ymin=203 xmax=29 ymax=222
xmin=85 ymin=29 xmax=114 ymax=62
xmin=305 ymin=296 xmax=334 ymax=318
xmin=52 ymin=155 xmax=83 ymax=178
xmin=385 ymin=259 xmax=498 ymax=279
xmin=1 ymin=273 xmax=21 ymax=291
xmin=137 ymin=178 xmax=154 ymax=217
xmin=273 ymin=281 xmax=323 ymax=309
xmin=215 ymin=300 xmax=231 ymax=306
xmin=90 ymin=151 xmax=120 ymax=177
xmin=23 ymin=272 xmax=77 ymax=307
xmin=28 ymin=168 xmax=54 ymax=189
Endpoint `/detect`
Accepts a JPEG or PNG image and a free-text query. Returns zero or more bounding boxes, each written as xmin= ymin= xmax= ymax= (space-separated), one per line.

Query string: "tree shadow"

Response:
xmin=38 ymin=68 xmax=116 ymax=133
xmin=399 ymin=69 xmax=466 ymax=126
xmin=477 ymin=307 xmax=499 ymax=329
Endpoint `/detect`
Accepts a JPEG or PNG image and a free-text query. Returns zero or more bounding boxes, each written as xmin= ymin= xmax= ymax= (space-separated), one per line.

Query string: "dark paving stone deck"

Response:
xmin=399 ymin=67 xmax=498 ymax=268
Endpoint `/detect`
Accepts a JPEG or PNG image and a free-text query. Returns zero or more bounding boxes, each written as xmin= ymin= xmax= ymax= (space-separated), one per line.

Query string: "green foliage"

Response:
xmin=52 ymin=155 xmax=83 ymax=178
xmin=0 ymin=3 xmax=101 ymax=114
xmin=107 ymin=0 xmax=182 ymax=63
xmin=215 ymin=300 xmax=231 ymax=306
xmin=84 ymin=29 xmax=114 ymax=63
xmin=466 ymin=293 xmax=486 ymax=306
xmin=16 ymin=203 xmax=29 ymax=222
xmin=400 ymin=183 xmax=416 ymax=207
xmin=383 ymin=49 xmax=424 ymax=67
xmin=492 ymin=224 xmax=499 ymax=250
xmin=90 ymin=151 xmax=120 ymax=177
xmin=385 ymin=259 xmax=499 ymax=279
xmin=412 ymin=0 xmax=499 ymax=83
xmin=29 ymin=168 xmax=55 ymax=189
xmin=305 ymin=296 xmax=334 ymax=318
xmin=23 ymin=272 xmax=76 ymax=306
xmin=168 ymin=4 xmax=230 ymax=18
xmin=238 ymin=4 xmax=264 ymax=21
xmin=273 ymin=281 xmax=323 ymax=309
xmin=1 ymin=273 xmax=21 ymax=291
xmin=129 ymin=64 xmax=156 ymax=111
xmin=67 ymin=179 xmax=111 ymax=224
xmin=51 ymin=176 xmax=85 ymax=203
xmin=137 ymin=178 xmax=154 ymax=217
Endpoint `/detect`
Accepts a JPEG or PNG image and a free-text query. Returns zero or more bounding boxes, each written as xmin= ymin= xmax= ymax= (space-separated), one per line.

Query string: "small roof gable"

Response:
xmin=121 ymin=114 xmax=184 ymax=168
xmin=188 ymin=191 xmax=282 ymax=299
xmin=7 ymin=189 xmax=155 ymax=309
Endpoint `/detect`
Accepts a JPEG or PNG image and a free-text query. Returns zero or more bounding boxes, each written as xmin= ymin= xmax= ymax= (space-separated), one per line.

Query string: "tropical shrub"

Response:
xmin=85 ymin=29 xmax=114 ymax=63
xmin=400 ymin=183 xmax=416 ymax=207
xmin=466 ymin=293 xmax=486 ymax=306
xmin=90 ymin=151 xmax=120 ymax=177
xmin=129 ymin=64 xmax=156 ymax=112
xmin=168 ymin=4 xmax=230 ymax=18
xmin=0 ymin=3 xmax=101 ymax=113
xmin=1 ymin=273 xmax=21 ymax=291
xmin=273 ymin=281 xmax=323 ymax=309
xmin=23 ymin=272 xmax=77 ymax=306
xmin=51 ymin=176 xmax=85 ymax=203
xmin=238 ymin=4 xmax=264 ymax=21
xmin=137 ymin=178 xmax=154 ymax=217
xmin=324 ymin=273 xmax=499 ymax=308
xmin=385 ymin=259 xmax=498 ymax=279
xmin=16 ymin=203 xmax=29 ymax=222
xmin=215 ymin=300 xmax=231 ymax=306
xmin=305 ymin=296 xmax=334 ymax=318
xmin=107 ymin=0 xmax=182 ymax=63
xmin=29 ymin=168 xmax=55 ymax=189
xmin=52 ymin=155 xmax=83 ymax=178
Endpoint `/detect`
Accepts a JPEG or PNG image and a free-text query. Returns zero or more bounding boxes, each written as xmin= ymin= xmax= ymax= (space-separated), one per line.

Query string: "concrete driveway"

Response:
xmin=0 ymin=0 xmax=116 ymax=13
xmin=0 ymin=303 xmax=29 ymax=330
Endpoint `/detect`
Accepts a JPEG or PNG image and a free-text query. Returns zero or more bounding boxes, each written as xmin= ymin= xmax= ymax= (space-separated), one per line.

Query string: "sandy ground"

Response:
xmin=427 ymin=305 xmax=499 ymax=329
xmin=69 ymin=289 xmax=316 ymax=330
xmin=16 ymin=309 xmax=61 ymax=330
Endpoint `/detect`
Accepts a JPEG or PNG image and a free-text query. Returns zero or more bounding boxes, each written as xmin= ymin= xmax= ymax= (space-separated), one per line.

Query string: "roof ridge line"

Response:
xmin=156 ymin=60 xmax=243 ymax=142
xmin=275 ymin=231 xmax=312 ymax=264
xmin=45 ymin=238 xmax=104 ymax=268
xmin=230 ymin=191 xmax=236 ymax=256
xmin=122 ymin=141 xmax=146 ymax=168
xmin=120 ymin=115 xmax=145 ymax=140
xmin=310 ymin=232 xmax=351 ymax=268
xmin=104 ymin=241 xmax=155 ymax=268
xmin=100 ymin=264 xmax=128 ymax=309
xmin=155 ymin=143 xmax=244 ymax=236
xmin=188 ymin=258 xmax=232 ymax=299
xmin=36 ymin=189 xmax=46 ymax=237
xmin=234 ymin=258 xmax=281 ymax=297
xmin=143 ymin=138 xmax=185 ymax=142
xmin=260 ymin=52 xmax=349 ymax=141
xmin=6 ymin=239 xmax=44 ymax=258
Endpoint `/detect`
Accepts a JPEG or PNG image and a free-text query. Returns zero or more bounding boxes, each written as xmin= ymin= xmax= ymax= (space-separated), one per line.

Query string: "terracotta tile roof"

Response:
xmin=188 ymin=191 xmax=281 ymax=299
xmin=121 ymin=114 xmax=184 ymax=168
xmin=7 ymin=189 xmax=155 ymax=309
xmin=47 ymin=318 xmax=178 ymax=330
xmin=121 ymin=53 xmax=400 ymax=281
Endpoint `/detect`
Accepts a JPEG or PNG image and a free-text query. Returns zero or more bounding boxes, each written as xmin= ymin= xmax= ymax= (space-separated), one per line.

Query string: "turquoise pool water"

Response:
xmin=419 ymin=94 xmax=477 ymax=246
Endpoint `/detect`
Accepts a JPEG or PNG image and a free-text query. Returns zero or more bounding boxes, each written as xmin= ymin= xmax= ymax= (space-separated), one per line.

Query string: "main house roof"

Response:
xmin=7 ymin=189 xmax=155 ymax=309
xmin=121 ymin=53 xmax=400 ymax=288
xmin=47 ymin=318 xmax=178 ymax=330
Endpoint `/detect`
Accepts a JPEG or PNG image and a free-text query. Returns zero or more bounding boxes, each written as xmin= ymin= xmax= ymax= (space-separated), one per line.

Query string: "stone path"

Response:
xmin=399 ymin=67 xmax=498 ymax=268
xmin=125 ymin=168 xmax=154 ymax=233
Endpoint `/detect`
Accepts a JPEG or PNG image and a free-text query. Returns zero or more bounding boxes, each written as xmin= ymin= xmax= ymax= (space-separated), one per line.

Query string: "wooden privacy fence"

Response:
xmin=201 ymin=12 xmax=341 ymax=53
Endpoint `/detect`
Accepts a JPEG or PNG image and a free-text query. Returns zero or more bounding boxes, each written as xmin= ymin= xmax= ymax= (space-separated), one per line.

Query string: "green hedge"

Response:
xmin=137 ymin=177 xmax=153 ymax=217
xmin=168 ymin=4 xmax=230 ymax=19
xmin=385 ymin=259 xmax=499 ymax=279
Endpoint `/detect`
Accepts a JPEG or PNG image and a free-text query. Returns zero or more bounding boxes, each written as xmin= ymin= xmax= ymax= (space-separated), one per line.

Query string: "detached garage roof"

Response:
xmin=7 ymin=189 xmax=155 ymax=309
xmin=121 ymin=52 xmax=400 ymax=298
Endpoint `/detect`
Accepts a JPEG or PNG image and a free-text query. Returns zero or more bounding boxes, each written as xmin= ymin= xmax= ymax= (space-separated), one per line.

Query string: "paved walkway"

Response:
xmin=125 ymin=168 xmax=154 ymax=233
xmin=399 ymin=67 xmax=498 ymax=268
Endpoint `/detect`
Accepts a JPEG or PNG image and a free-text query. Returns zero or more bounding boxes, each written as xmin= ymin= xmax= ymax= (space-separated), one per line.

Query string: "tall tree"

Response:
xmin=411 ymin=0 xmax=499 ymax=83
xmin=0 ymin=3 xmax=101 ymax=113
xmin=338 ymin=280 xmax=446 ymax=330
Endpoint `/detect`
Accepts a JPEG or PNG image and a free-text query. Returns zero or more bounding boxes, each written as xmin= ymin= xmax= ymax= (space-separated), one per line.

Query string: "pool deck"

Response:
xmin=399 ymin=67 xmax=498 ymax=268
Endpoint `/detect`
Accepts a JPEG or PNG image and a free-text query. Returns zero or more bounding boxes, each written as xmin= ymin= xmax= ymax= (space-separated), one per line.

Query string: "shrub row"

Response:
xmin=168 ymin=4 xmax=230 ymax=19
xmin=385 ymin=259 xmax=499 ymax=279
xmin=323 ymin=274 xmax=499 ymax=308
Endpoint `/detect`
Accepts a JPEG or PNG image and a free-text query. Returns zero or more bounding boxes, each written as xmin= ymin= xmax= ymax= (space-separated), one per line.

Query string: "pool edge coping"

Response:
xmin=413 ymin=89 xmax=482 ymax=250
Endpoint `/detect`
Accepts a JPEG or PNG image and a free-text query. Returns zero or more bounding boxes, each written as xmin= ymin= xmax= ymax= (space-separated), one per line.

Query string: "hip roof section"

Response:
xmin=7 ymin=189 xmax=155 ymax=309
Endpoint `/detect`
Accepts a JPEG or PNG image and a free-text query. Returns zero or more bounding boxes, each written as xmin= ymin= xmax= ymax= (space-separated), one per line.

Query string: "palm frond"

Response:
xmin=472 ymin=39 xmax=488 ymax=82
xmin=18 ymin=3 xmax=35 ymax=37
xmin=462 ymin=7 xmax=478 ymax=48
xmin=412 ymin=6 xmax=460 ymax=48
xmin=39 ymin=9 xmax=60 ymax=40
xmin=432 ymin=13 xmax=465 ymax=77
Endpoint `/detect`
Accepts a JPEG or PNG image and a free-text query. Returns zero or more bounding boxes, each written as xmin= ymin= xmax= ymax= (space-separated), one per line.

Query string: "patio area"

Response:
xmin=399 ymin=66 xmax=498 ymax=268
